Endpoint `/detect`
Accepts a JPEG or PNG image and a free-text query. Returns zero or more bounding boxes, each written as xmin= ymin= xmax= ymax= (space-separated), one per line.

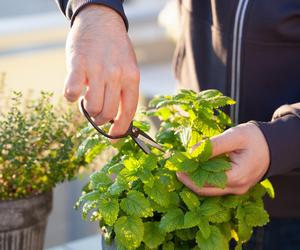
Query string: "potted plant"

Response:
xmin=76 ymin=89 xmax=274 ymax=250
xmin=0 ymin=92 xmax=82 ymax=250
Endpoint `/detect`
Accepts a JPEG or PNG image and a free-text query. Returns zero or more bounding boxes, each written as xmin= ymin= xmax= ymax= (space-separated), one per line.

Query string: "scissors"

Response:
xmin=80 ymin=99 xmax=164 ymax=154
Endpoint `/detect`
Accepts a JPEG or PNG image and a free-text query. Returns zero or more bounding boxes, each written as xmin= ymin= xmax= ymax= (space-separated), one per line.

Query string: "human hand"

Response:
xmin=64 ymin=5 xmax=140 ymax=136
xmin=177 ymin=123 xmax=270 ymax=196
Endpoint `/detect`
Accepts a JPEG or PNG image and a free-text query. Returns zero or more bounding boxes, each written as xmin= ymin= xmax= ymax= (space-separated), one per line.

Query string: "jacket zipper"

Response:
xmin=230 ymin=0 xmax=250 ymax=124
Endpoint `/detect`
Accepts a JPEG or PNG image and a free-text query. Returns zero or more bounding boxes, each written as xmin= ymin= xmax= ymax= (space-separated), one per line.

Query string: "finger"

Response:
xmin=64 ymin=69 xmax=86 ymax=102
xmin=93 ymin=82 xmax=120 ymax=125
xmin=210 ymin=127 xmax=244 ymax=158
xmin=83 ymin=76 xmax=105 ymax=117
xmin=109 ymin=84 xmax=139 ymax=137
xmin=177 ymin=172 xmax=234 ymax=196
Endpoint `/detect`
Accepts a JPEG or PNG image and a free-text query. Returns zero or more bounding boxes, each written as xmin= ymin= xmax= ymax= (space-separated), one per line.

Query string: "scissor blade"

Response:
xmin=132 ymin=136 xmax=151 ymax=154
xmin=136 ymin=134 xmax=164 ymax=152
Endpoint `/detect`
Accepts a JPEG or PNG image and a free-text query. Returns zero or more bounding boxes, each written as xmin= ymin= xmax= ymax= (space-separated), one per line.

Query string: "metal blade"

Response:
xmin=132 ymin=136 xmax=151 ymax=154
xmin=137 ymin=134 xmax=164 ymax=152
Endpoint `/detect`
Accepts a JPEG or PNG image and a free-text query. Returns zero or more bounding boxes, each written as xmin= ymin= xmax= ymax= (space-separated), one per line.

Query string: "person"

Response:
xmin=55 ymin=0 xmax=300 ymax=248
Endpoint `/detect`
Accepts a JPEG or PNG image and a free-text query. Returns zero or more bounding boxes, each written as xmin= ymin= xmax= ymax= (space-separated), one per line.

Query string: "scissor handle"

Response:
xmin=80 ymin=99 xmax=132 ymax=140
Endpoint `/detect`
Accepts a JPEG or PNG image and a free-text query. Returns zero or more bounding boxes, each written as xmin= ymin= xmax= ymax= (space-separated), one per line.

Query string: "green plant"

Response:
xmin=76 ymin=89 xmax=274 ymax=250
xmin=0 ymin=92 xmax=83 ymax=200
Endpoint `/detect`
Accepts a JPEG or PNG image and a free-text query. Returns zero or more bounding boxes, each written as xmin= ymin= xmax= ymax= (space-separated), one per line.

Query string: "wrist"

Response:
xmin=75 ymin=4 xmax=126 ymax=31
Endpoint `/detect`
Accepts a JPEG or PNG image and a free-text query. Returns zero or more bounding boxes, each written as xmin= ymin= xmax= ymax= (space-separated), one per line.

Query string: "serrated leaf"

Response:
xmin=199 ymin=89 xmax=222 ymax=99
xmin=165 ymin=152 xmax=198 ymax=172
xmin=144 ymin=179 xmax=170 ymax=207
xmin=260 ymin=179 xmax=275 ymax=199
xmin=189 ymin=168 xmax=209 ymax=188
xmin=198 ymin=199 xmax=222 ymax=217
xmin=196 ymin=226 xmax=228 ymax=250
xmin=143 ymin=222 xmax=165 ymax=248
xmin=180 ymin=189 xmax=200 ymax=211
xmin=206 ymin=171 xmax=227 ymax=188
xmin=120 ymin=190 xmax=153 ymax=218
xmin=184 ymin=211 xmax=201 ymax=228
xmin=108 ymin=163 xmax=124 ymax=174
xmin=200 ymin=158 xmax=231 ymax=172
xmin=98 ymin=198 xmax=119 ymax=226
xmin=222 ymin=195 xmax=240 ymax=209
xmin=90 ymin=172 xmax=113 ymax=190
xmin=159 ymin=208 xmax=185 ymax=233
xmin=243 ymin=203 xmax=269 ymax=227
xmin=208 ymin=208 xmax=231 ymax=223
xmin=191 ymin=139 xmax=212 ymax=161
xmin=108 ymin=177 xmax=128 ymax=196
xmin=249 ymin=184 xmax=266 ymax=200
xmin=114 ymin=216 xmax=144 ymax=250
xmin=198 ymin=217 xmax=211 ymax=239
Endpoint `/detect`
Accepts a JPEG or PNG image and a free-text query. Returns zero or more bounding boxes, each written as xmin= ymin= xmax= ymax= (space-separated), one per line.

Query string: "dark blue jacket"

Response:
xmin=56 ymin=0 xmax=300 ymax=217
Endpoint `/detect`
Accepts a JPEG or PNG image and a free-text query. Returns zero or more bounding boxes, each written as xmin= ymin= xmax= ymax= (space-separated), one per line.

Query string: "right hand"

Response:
xmin=64 ymin=4 xmax=140 ymax=137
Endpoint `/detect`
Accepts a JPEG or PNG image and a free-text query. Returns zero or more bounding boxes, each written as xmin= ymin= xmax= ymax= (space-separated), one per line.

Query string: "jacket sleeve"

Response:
xmin=255 ymin=103 xmax=300 ymax=178
xmin=55 ymin=0 xmax=128 ymax=29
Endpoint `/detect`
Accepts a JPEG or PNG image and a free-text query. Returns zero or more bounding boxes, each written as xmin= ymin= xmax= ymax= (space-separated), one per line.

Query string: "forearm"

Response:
xmin=256 ymin=103 xmax=300 ymax=177
xmin=55 ymin=0 xmax=128 ymax=28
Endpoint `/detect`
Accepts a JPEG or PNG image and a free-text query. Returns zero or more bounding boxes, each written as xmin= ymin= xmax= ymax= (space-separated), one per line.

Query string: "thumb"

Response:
xmin=210 ymin=127 xmax=243 ymax=158
xmin=64 ymin=69 xmax=85 ymax=102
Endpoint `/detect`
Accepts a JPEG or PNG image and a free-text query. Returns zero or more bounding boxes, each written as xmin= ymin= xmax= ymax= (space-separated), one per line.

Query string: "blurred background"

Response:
xmin=0 ymin=0 xmax=177 ymax=248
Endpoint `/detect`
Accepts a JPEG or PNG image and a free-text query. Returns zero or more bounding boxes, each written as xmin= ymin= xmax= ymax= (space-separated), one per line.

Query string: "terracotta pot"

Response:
xmin=0 ymin=191 xmax=53 ymax=250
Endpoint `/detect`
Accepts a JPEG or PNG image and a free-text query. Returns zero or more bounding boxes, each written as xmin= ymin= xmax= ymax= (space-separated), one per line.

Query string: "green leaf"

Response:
xmin=198 ymin=199 xmax=222 ymax=217
xmin=165 ymin=152 xmax=198 ymax=172
xmin=159 ymin=208 xmax=185 ymax=233
xmin=114 ymin=216 xmax=144 ymax=250
xmin=98 ymin=198 xmax=119 ymax=226
xmin=208 ymin=208 xmax=231 ymax=223
xmin=76 ymin=135 xmax=102 ymax=159
xmin=108 ymin=177 xmax=128 ymax=196
xmin=79 ymin=190 xmax=101 ymax=206
xmin=222 ymin=195 xmax=240 ymax=209
xmin=199 ymin=89 xmax=222 ymax=99
xmin=162 ymin=241 xmax=175 ymax=250
xmin=191 ymin=139 xmax=212 ymax=161
xmin=189 ymin=168 xmax=209 ymax=188
xmin=120 ymin=190 xmax=153 ymax=218
xmin=200 ymin=158 xmax=231 ymax=172
xmin=144 ymin=179 xmax=170 ymax=207
xmin=184 ymin=211 xmax=201 ymax=228
xmin=188 ymin=130 xmax=203 ymax=149
xmin=143 ymin=222 xmax=165 ymax=248
xmin=242 ymin=203 xmax=269 ymax=227
xmin=180 ymin=189 xmax=200 ymax=211
xmin=196 ymin=226 xmax=228 ymax=250
xmin=260 ymin=179 xmax=275 ymax=199
xmin=206 ymin=171 xmax=227 ymax=189
xmin=175 ymin=228 xmax=197 ymax=241
xmin=90 ymin=172 xmax=113 ymax=190
xmin=197 ymin=217 xmax=211 ymax=239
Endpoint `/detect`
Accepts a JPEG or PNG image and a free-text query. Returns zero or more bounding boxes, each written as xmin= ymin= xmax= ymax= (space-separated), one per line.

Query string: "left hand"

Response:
xmin=177 ymin=122 xmax=270 ymax=196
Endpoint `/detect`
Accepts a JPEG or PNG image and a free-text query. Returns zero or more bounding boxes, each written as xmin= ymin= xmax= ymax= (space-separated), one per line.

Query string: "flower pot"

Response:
xmin=0 ymin=191 xmax=53 ymax=250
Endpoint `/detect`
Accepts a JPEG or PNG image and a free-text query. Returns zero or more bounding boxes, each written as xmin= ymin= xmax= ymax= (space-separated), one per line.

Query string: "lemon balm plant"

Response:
xmin=0 ymin=92 xmax=82 ymax=250
xmin=77 ymin=89 xmax=274 ymax=250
